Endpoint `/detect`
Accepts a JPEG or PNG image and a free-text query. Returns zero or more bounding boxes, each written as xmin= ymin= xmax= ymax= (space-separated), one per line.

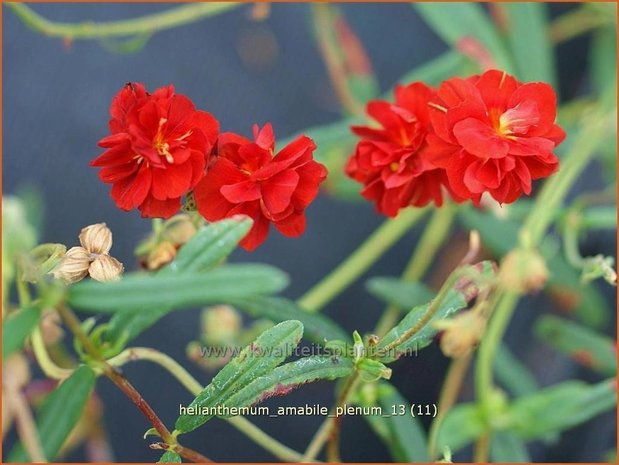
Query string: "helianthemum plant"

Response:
xmin=3 ymin=2 xmax=617 ymax=464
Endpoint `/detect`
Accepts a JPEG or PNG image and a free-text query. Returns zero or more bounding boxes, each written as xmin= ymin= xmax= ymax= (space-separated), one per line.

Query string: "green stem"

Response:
xmin=474 ymin=292 xmax=516 ymax=404
xmin=7 ymin=3 xmax=241 ymax=40
xmin=31 ymin=327 xmax=73 ymax=380
xmin=303 ymin=372 xmax=361 ymax=462
xmin=374 ymin=204 xmax=455 ymax=336
xmin=298 ymin=207 xmax=428 ymax=313
xmin=548 ymin=5 xmax=612 ymax=44
xmin=108 ymin=346 xmax=307 ymax=462
xmin=522 ymin=109 xmax=611 ymax=246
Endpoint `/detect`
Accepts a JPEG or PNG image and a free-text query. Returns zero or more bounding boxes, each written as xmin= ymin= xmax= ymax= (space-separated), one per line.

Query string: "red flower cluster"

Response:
xmin=91 ymin=83 xmax=219 ymax=218
xmin=347 ymin=70 xmax=565 ymax=215
xmin=92 ymin=83 xmax=327 ymax=251
xmin=194 ymin=124 xmax=327 ymax=251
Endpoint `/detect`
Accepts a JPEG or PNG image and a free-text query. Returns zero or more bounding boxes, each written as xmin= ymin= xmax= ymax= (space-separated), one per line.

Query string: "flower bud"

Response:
xmin=499 ymin=248 xmax=548 ymax=294
xmin=52 ymin=246 xmax=91 ymax=284
xmin=79 ymin=223 xmax=113 ymax=255
xmin=201 ymin=305 xmax=242 ymax=344
xmin=145 ymin=241 xmax=177 ymax=270
xmin=164 ymin=214 xmax=198 ymax=245
xmin=89 ymin=255 xmax=124 ymax=282
xmin=41 ymin=310 xmax=64 ymax=346
xmin=435 ymin=311 xmax=486 ymax=358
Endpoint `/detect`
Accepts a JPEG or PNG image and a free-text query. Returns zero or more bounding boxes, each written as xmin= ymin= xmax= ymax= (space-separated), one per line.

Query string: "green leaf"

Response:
xmin=494 ymin=345 xmax=539 ymax=398
xmin=436 ymin=403 xmax=487 ymax=453
xmin=8 ymin=366 xmax=96 ymax=462
xmin=386 ymin=50 xmax=467 ymax=94
xmin=534 ymin=315 xmax=616 ymax=375
xmin=507 ymin=379 xmax=616 ymax=440
xmin=490 ymin=431 xmax=530 ymax=463
xmin=105 ymin=218 xmax=254 ymax=344
xmin=366 ymin=277 xmax=434 ymax=309
xmin=100 ymin=31 xmax=152 ymax=54
xmin=361 ymin=382 xmax=429 ymax=462
xmin=3 ymin=305 xmax=40 ymax=359
xmin=413 ymin=3 xmax=514 ymax=72
xmin=230 ymin=296 xmax=349 ymax=344
xmin=175 ymin=320 xmax=304 ymax=433
xmin=501 ymin=3 xmax=556 ymax=86
xmin=221 ymin=356 xmax=354 ymax=414
xmin=158 ymin=451 xmax=182 ymax=463
xmin=377 ymin=261 xmax=496 ymax=362
xmin=165 ymin=217 xmax=253 ymax=274
xmin=68 ymin=264 xmax=288 ymax=313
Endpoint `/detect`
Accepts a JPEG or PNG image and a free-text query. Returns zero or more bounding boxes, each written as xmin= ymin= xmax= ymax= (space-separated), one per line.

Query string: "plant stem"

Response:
xmin=4 ymin=385 xmax=47 ymax=462
xmin=303 ymin=372 xmax=361 ymax=462
xmin=473 ymin=433 xmax=491 ymax=463
xmin=30 ymin=327 xmax=73 ymax=380
xmin=548 ymin=5 xmax=612 ymax=44
xmin=427 ymin=353 xmax=473 ymax=460
xmin=374 ymin=204 xmax=455 ymax=336
xmin=381 ymin=267 xmax=464 ymax=354
xmin=175 ymin=444 xmax=214 ymax=463
xmin=109 ymin=346 xmax=306 ymax=462
xmin=310 ymin=4 xmax=364 ymax=115
xmin=298 ymin=207 xmax=428 ymax=313
xmin=7 ymin=3 xmax=241 ymax=40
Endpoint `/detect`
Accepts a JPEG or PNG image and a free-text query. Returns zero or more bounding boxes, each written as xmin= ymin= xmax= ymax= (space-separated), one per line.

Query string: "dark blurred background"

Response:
xmin=4 ymin=3 xmax=616 ymax=462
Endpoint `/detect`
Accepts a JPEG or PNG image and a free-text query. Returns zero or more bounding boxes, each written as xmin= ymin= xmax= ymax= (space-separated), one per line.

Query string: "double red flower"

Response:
xmin=91 ymin=83 xmax=219 ymax=218
xmin=93 ymin=84 xmax=327 ymax=250
xmin=347 ymin=70 xmax=565 ymax=214
xmin=346 ymin=83 xmax=452 ymax=217
xmin=194 ymin=124 xmax=327 ymax=251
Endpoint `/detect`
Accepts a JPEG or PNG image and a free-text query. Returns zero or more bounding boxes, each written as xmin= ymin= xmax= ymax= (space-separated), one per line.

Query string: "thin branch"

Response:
xmin=7 ymin=3 xmax=241 ymax=40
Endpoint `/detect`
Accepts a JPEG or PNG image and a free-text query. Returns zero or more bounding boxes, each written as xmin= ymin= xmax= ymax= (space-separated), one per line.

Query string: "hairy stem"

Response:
xmin=7 ymin=3 xmax=241 ymax=40
xmin=374 ymin=204 xmax=456 ymax=336
xmin=4 ymin=386 xmax=47 ymax=462
xmin=298 ymin=207 xmax=428 ymax=313
xmin=109 ymin=346 xmax=306 ymax=462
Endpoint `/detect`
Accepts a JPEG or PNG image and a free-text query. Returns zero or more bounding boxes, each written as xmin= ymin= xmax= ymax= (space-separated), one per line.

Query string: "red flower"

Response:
xmin=426 ymin=70 xmax=565 ymax=204
xmin=345 ymin=82 xmax=452 ymax=217
xmin=194 ymin=124 xmax=327 ymax=251
xmin=91 ymin=83 xmax=219 ymax=218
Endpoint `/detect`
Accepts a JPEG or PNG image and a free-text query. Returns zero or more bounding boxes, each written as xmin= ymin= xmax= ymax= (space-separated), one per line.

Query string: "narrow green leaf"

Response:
xmin=366 ymin=278 xmax=434 ymax=310
xmin=68 ymin=264 xmax=288 ymax=313
xmin=105 ymin=218 xmax=254 ymax=344
xmin=377 ymin=261 xmax=496 ymax=362
xmin=413 ymin=3 xmax=514 ymax=72
xmin=165 ymin=217 xmax=253 ymax=274
xmin=8 ymin=366 xmax=96 ymax=462
xmin=386 ymin=50 xmax=467 ymax=94
xmin=158 ymin=451 xmax=182 ymax=463
xmin=362 ymin=382 xmax=429 ymax=462
xmin=3 ymin=305 xmax=40 ymax=359
xmin=507 ymin=379 xmax=616 ymax=440
xmin=534 ymin=315 xmax=616 ymax=375
xmin=221 ymin=356 xmax=355 ymax=413
xmin=501 ymin=3 xmax=556 ymax=86
xmin=175 ymin=320 xmax=304 ymax=433
xmin=491 ymin=431 xmax=530 ymax=463
xmin=231 ymin=296 xmax=349 ymax=344
xmin=494 ymin=345 xmax=539 ymax=398
xmin=436 ymin=403 xmax=487 ymax=454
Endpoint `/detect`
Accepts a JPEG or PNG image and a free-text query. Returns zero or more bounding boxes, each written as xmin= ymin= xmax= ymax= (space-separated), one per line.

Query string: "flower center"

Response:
xmin=491 ymin=101 xmax=540 ymax=139
xmin=389 ymin=162 xmax=400 ymax=172
xmin=154 ymin=117 xmax=175 ymax=164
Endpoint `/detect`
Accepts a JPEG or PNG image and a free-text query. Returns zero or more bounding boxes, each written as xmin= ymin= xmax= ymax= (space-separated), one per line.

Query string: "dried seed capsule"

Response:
xmin=79 ymin=223 xmax=113 ymax=255
xmin=52 ymin=246 xmax=91 ymax=284
xmin=89 ymin=255 xmax=124 ymax=282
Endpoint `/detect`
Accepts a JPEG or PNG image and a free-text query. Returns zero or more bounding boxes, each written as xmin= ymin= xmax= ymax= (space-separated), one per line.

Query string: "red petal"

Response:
xmin=475 ymin=70 xmax=518 ymax=112
xmin=508 ymin=82 xmax=558 ymax=136
xmin=274 ymin=212 xmax=306 ymax=237
xmin=110 ymin=163 xmax=152 ymax=210
xmin=150 ymin=162 xmax=193 ymax=200
xmin=261 ymin=169 xmax=300 ymax=215
xmin=194 ymin=158 xmax=244 ymax=220
xmin=452 ymin=118 xmax=509 ymax=158
xmin=221 ymin=180 xmax=261 ymax=203
xmin=139 ymin=195 xmax=181 ymax=218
